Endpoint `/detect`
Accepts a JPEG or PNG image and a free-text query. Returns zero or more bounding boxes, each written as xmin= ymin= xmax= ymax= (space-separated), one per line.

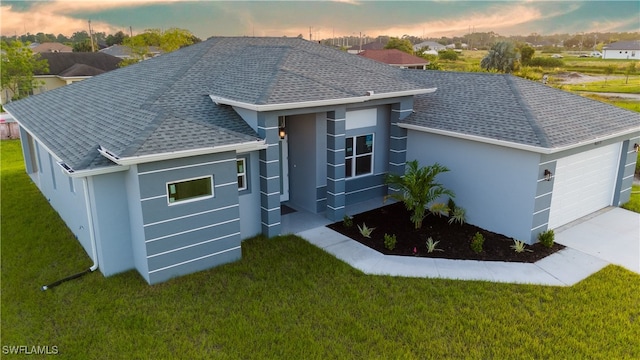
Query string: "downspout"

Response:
xmin=41 ymin=177 xmax=98 ymax=290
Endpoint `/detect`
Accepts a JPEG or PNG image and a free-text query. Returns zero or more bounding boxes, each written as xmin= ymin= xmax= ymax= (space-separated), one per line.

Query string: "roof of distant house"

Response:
xmin=32 ymin=42 xmax=73 ymax=53
xmin=603 ymin=40 xmax=640 ymax=51
xmin=413 ymin=41 xmax=446 ymax=51
xmin=36 ymin=52 xmax=122 ymax=77
xmin=358 ymin=49 xmax=429 ymax=67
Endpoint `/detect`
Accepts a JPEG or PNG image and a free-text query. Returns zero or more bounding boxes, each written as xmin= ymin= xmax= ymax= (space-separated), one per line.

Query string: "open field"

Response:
xmin=2 ymin=139 xmax=640 ymax=359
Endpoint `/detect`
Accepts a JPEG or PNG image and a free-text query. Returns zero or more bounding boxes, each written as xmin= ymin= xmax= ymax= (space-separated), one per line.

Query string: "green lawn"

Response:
xmin=560 ymin=77 xmax=640 ymax=94
xmin=622 ymin=185 xmax=640 ymax=213
xmin=2 ymin=139 xmax=640 ymax=359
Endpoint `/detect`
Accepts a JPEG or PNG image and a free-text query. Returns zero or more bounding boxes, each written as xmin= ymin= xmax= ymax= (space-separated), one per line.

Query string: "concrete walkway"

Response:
xmin=297 ymin=207 xmax=639 ymax=286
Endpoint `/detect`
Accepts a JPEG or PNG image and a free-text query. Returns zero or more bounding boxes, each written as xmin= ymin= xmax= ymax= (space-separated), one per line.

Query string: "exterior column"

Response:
xmin=388 ymin=100 xmax=413 ymax=195
xmin=326 ymin=109 xmax=346 ymax=221
xmin=257 ymin=114 xmax=281 ymax=237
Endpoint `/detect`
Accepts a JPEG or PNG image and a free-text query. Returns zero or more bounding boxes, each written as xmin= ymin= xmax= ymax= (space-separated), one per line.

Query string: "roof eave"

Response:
xmin=99 ymin=140 xmax=268 ymax=166
xmin=399 ymin=123 xmax=640 ymax=154
xmin=209 ymin=88 xmax=436 ymax=112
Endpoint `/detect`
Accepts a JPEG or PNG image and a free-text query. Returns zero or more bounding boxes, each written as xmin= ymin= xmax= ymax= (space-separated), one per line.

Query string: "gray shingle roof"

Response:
xmin=37 ymin=52 xmax=122 ymax=75
xmin=401 ymin=71 xmax=640 ymax=149
xmin=603 ymin=40 xmax=640 ymax=51
xmin=6 ymin=37 xmax=639 ymax=174
xmin=6 ymin=37 xmax=426 ymax=171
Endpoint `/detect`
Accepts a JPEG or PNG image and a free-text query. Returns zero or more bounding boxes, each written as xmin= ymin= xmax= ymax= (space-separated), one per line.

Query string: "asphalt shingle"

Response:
xmin=401 ymin=71 xmax=639 ymax=149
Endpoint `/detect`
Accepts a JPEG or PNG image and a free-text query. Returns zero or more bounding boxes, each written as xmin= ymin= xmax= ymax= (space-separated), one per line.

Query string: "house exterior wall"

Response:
xmin=344 ymin=106 xmax=390 ymax=204
xmin=602 ymin=49 xmax=640 ymax=60
xmin=406 ymin=131 xmax=540 ymax=243
xmin=238 ymin=151 xmax=262 ymax=239
xmin=136 ymin=152 xmax=242 ymax=284
xmin=125 ymin=164 xmax=149 ymax=282
xmin=616 ymin=135 xmax=640 ymax=205
xmin=288 ymin=113 xmax=319 ymax=213
xmin=538 ymin=134 xmax=639 ymax=229
xmin=33 ymin=77 xmax=67 ymax=95
xmin=17 ymin=128 xmax=95 ymax=255
xmin=89 ymin=172 xmax=134 ymax=276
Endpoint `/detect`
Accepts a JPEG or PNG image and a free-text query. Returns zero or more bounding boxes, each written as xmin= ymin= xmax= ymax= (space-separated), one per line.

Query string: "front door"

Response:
xmin=279 ymin=136 xmax=289 ymax=202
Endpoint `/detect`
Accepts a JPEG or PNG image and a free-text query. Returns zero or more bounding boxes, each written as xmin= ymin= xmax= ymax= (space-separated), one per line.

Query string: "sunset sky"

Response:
xmin=1 ymin=1 xmax=638 ymax=40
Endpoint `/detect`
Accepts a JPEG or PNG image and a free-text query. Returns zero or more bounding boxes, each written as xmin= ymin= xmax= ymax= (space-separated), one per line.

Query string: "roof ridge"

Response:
xmin=505 ymin=75 xmax=551 ymax=148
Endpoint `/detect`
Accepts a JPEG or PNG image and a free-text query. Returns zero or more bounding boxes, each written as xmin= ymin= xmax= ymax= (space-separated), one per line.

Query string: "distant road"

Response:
xmin=578 ymin=92 xmax=640 ymax=100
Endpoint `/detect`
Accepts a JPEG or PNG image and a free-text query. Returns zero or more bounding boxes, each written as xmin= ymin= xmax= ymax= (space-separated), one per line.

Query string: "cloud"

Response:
xmin=0 ymin=0 xmax=183 ymax=36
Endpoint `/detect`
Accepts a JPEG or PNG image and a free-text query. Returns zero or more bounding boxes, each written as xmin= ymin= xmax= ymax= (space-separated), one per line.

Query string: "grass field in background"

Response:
xmin=2 ymin=139 xmax=640 ymax=359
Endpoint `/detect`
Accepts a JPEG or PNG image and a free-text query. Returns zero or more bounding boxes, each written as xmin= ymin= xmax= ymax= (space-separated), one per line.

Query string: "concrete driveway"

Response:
xmin=554 ymin=207 xmax=640 ymax=274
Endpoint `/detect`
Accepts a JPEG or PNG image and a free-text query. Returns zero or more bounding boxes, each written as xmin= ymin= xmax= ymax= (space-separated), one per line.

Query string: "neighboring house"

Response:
xmin=99 ymin=44 xmax=162 ymax=59
xmin=1 ymin=52 xmax=121 ymax=106
xmin=412 ymin=41 xmax=446 ymax=52
xmin=359 ymin=49 xmax=429 ymax=69
xmin=32 ymin=52 xmax=122 ymax=94
xmin=5 ymin=37 xmax=639 ymax=285
xmin=602 ymin=40 xmax=640 ymax=60
xmin=347 ymin=41 xmax=386 ymax=54
xmin=32 ymin=42 xmax=73 ymax=53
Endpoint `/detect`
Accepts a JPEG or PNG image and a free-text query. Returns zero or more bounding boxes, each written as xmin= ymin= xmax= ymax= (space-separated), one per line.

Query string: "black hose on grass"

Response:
xmin=41 ymin=268 xmax=94 ymax=291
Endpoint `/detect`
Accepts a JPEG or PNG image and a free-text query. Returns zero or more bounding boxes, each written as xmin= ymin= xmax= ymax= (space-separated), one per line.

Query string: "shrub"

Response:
xmin=384 ymin=233 xmax=397 ymax=250
xmin=342 ymin=215 xmax=353 ymax=228
xmin=635 ymin=152 xmax=639 ymax=176
xmin=470 ymin=232 xmax=484 ymax=254
xmin=527 ymin=57 xmax=564 ymax=68
xmin=438 ymin=49 xmax=459 ymax=61
xmin=357 ymin=223 xmax=374 ymax=238
xmin=538 ymin=229 xmax=555 ymax=248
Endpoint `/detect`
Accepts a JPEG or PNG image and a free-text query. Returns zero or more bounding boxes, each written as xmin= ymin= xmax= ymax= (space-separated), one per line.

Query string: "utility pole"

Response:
xmin=88 ymin=20 xmax=95 ymax=52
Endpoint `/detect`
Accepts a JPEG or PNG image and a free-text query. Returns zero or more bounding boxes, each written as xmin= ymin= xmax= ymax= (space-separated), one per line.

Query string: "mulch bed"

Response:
xmin=327 ymin=202 xmax=564 ymax=263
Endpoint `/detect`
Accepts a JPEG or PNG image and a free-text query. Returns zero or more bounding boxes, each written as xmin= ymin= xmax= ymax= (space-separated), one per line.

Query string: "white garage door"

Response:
xmin=548 ymin=143 xmax=621 ymax=229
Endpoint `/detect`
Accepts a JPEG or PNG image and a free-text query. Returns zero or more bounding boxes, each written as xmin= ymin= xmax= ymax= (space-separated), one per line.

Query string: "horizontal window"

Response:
xmin=167 ymin=176 xmax=213 ymax=205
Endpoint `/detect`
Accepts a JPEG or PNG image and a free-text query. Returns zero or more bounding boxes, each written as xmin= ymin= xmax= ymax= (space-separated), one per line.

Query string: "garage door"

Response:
xmin=548 ymin=143 xmax=621 ymax=229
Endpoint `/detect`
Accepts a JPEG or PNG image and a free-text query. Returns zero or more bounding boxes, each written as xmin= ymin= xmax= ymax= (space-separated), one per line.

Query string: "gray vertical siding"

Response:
xmin=407 ymin=131 xmax=540 ymax=243
xmin=137 ymin=152 xmax=241 ymax=284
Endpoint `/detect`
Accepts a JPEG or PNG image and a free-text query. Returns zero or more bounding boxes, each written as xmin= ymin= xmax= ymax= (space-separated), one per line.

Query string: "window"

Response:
xmin=167 ymin=176 xmax=213 ymax=204
xmin=237 ymin=158 xmax=247 ymax=191
xmin=345 ymin=134 xmax=374 ymax=178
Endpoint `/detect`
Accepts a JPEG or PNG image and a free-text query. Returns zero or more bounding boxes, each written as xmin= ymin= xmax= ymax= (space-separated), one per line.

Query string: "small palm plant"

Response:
xmin=357 ymin=223 xmax=374 ymax=238
xmin=385 ymin=160 xmax=454 ymax=229
xmin=425 ymin=237 xmax=443 ymax=253
xmin=511 ymin=240 xmax=533 ymax=253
